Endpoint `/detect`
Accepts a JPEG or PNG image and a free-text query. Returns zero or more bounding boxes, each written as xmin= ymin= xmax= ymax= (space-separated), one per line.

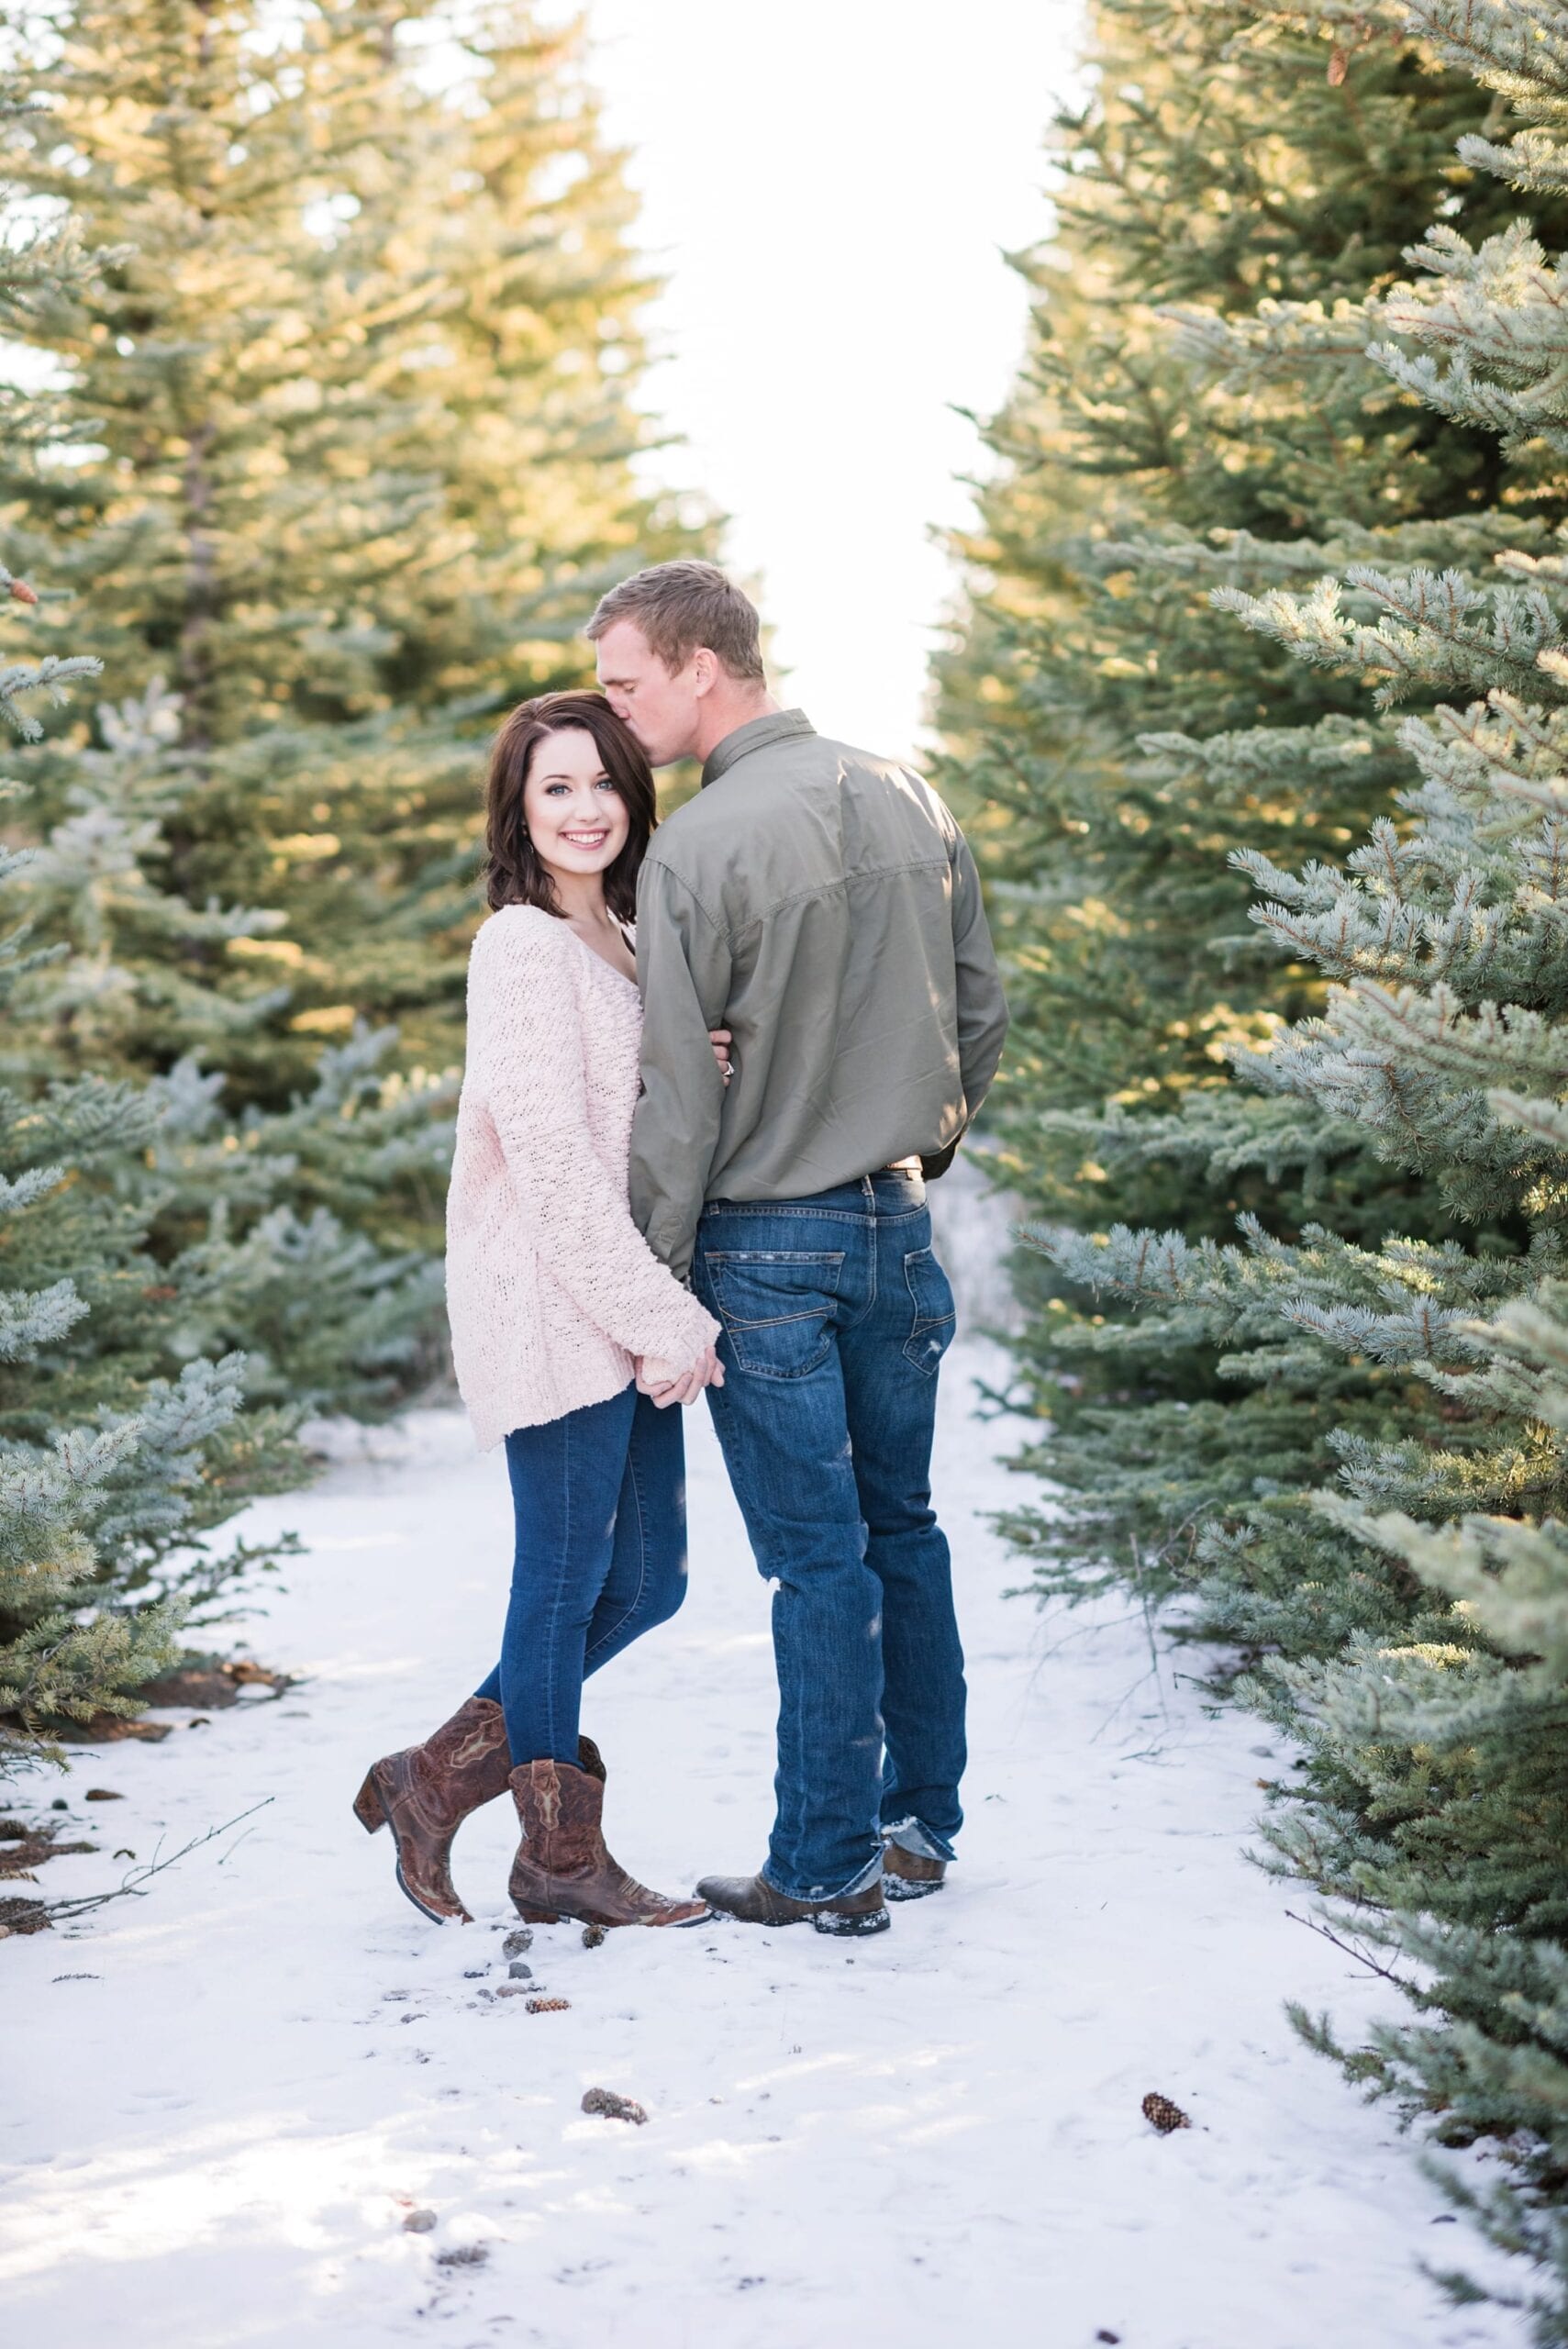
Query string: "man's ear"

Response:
xmin=690 ymin=646 xmax=718 ymax=699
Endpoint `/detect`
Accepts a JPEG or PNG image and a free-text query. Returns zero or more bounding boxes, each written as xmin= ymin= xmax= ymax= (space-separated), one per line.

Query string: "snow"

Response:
xmin=0 ymin=1329 xmax=1524 ymax=2348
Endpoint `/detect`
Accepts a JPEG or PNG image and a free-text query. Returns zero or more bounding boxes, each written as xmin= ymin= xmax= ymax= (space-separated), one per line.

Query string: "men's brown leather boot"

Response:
xmin=508 ymin=1758 xmax=707 ymax=1928
xmin=695 ymin=1869 xmax=890 ymax=1937
xmin=353 ymin=1695 xmax=513 ymax=1923
xmin=882 ymin=1842 xmax=947 ymax=1900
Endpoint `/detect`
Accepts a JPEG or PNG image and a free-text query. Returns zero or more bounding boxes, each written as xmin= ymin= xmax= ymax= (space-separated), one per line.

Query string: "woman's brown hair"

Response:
xmin=484 ymin=690 xmax=657 ymax=922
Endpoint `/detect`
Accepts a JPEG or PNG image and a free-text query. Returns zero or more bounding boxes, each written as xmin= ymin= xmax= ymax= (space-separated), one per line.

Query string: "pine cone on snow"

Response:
xmin=1141 ymin=2091 xmax=1191 ymax=2133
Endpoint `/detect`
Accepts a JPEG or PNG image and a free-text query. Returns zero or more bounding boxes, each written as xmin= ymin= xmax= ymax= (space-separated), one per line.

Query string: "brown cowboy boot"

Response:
xmin=355 ymin=1703 xmax=608 ymax=1924
xmin=696 ymin=1869 xmax=889 ymax=1938
xmin=882 ymin=1841 xmax=947 ymax=1900
xmin=353 ymin=1695 xmax=513 ymax=1922
xmin=507 ymin=1758 xmax=707 ymax=1928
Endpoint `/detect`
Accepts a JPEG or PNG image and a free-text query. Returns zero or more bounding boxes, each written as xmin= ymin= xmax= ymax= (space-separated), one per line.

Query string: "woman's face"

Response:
xmin=521 ymin=726 xmax=630 ymax=888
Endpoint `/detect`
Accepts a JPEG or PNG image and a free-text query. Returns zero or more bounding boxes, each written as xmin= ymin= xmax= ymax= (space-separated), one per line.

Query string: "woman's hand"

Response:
xmin=637 ymin=1344 xmax=725 ymax=1406
xmin=708 ymin=1029 xmax=734 ymax=1085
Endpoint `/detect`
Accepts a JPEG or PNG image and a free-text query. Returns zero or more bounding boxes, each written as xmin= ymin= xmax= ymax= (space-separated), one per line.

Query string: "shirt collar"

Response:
xmin=700 ymin=707 xmax=815 ymax=789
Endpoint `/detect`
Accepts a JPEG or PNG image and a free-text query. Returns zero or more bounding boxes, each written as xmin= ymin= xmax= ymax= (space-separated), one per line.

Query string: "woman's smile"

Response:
xmin=518 ymin=724 xmax=632 ymax=885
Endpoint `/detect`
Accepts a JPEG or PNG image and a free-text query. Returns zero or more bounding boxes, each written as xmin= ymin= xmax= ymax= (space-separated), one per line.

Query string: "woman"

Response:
xmin=354 ymin=690 xmax=725 ymax=1930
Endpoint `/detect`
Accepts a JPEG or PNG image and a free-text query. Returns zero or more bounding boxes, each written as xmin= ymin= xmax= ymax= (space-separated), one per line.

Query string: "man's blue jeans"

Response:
xmin=693 ymin=1170 xmax=965 ymax=1901
xmin=474 ymin=1385 xmax=688 ymax=1766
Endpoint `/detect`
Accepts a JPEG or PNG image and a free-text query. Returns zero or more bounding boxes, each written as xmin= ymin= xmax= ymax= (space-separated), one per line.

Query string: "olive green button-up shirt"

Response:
xmin=628 ymin=709 xmax=1009 ymax=1280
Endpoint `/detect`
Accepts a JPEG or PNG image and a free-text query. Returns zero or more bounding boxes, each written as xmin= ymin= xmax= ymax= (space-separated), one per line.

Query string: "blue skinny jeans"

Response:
xmin=474 ymin=1382 xmax=688 ymax=1766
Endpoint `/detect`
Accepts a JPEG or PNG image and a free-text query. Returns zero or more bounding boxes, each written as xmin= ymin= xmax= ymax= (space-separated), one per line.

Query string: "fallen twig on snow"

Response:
xmin=43 ymin=1798 xmax=274 ymax=1920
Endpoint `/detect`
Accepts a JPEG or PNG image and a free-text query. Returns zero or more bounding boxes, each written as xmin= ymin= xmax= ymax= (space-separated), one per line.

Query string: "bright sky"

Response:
xmin=581 ymin=0 xmax=1085 ymax=763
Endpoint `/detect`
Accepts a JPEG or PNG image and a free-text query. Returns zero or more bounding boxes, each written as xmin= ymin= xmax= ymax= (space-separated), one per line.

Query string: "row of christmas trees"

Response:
xmin=1 ymin=4 xmax=711 ymax=1768
xmin=940 ymin=0 xmax=1568 ymax=2326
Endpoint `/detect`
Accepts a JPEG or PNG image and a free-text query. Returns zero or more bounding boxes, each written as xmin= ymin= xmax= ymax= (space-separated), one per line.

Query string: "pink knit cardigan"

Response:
xmin=445 ymin=904 xmax=719 ymax=1449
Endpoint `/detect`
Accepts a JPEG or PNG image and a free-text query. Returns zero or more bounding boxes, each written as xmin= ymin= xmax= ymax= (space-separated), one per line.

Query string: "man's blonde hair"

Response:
xmin=587 ymin=560 xmax=765 ymax=684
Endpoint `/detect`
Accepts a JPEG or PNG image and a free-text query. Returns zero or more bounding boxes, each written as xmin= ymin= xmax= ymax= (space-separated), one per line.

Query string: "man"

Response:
xmin=590 ymin=560 xmax=1007 ymax=1937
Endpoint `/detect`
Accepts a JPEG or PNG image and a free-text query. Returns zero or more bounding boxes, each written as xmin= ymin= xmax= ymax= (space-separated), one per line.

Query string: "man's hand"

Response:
xmin=636 ymin=1344 xmax=725 ymax=1407
xmin=708 ymin=1029 xmax=734 ymax=1085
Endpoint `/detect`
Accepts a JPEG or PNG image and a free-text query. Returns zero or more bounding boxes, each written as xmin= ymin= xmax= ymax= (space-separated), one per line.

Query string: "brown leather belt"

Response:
xmin=884 ymin=1155 xmax=921 ymax=1172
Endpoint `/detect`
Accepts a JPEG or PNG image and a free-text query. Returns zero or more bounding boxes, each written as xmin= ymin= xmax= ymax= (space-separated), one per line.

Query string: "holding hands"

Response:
xmin=637 ymin=1344 xmax=724 ymax=1408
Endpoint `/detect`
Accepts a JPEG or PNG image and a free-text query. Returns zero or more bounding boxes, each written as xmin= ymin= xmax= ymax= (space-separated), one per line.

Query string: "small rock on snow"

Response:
xmin=402 ymin=2209 xmax=437 ymax=2233
xmin=582 ymin=2087 xmax=647 ymax=2125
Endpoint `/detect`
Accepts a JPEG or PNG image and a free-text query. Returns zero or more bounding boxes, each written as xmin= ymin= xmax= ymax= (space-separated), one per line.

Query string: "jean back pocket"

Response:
xmin=903 ymin=1245 xmax=956 ymax=1374
xmin=703 ymin=1250 xmax=845 ymax=1381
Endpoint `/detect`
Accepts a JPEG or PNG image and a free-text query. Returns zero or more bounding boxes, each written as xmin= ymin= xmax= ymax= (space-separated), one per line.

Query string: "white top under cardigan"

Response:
xmin=445 ymin=904 xmax=719 ymax=1450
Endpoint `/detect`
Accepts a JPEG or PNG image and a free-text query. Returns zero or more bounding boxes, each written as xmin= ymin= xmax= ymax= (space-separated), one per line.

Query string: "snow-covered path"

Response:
xmin=1 ymin=1341 xmax=1518 ymax=2349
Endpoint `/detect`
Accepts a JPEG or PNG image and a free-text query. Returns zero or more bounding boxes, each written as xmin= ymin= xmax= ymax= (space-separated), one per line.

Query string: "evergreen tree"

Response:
xmin=937 ymin=0 xmax=1568 ymax=1538
xmin=0 ymin=774 xmax=309 ymax=1774
xmin=6 ymin=674 xmax=450 ymax=1414
xmin=0 ymin=2 xmax=710 ymax=1774
xmin=994 ymin=0 xmax=1568 ymax=2324
xmin=940 ymin=0 xmax=1547 ymax=1152
xmin=0 ymin=0 xmax=710 ymax=1281
xmin=0 ymin=224 xmax=284 ymax=1774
